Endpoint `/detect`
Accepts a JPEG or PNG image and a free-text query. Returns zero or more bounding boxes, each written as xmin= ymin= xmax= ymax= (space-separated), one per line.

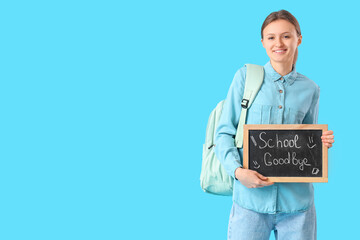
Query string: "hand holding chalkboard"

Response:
xmin=243 ymin=124 xmax=328 ymax=183
xmin=235 ymin=167 xmax=274 ymax=188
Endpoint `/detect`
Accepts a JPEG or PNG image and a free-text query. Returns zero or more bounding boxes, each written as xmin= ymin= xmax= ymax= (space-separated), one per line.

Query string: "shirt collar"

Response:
xmin=264 ymin=61 xmax=297 ymax=85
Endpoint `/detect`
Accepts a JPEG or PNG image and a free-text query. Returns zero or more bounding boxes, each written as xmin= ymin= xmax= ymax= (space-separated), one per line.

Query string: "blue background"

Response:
xmin=0 ymin=0 xmax=357 ymax=239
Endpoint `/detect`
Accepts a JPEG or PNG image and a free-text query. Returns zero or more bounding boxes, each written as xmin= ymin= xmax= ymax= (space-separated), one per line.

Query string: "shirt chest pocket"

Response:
xmin=246 ymin=104 xmax=305 ymax=124
xmin=287 ymin=107 xmax=306 ymax=124
xmin=246 ymin=104 xmax=271 ymax=124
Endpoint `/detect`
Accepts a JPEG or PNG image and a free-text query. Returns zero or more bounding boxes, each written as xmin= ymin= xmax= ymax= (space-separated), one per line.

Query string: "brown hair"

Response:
xmin=261 ymin=10 xmax=301 ymax=65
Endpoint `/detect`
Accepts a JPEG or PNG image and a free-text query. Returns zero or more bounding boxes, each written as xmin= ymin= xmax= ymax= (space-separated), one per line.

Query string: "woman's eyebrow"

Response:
xmin=265 ymin=32 xmax=292 ymax=36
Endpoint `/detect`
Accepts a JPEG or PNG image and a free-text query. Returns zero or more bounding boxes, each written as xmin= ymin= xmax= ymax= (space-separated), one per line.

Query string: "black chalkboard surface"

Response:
xmin=243 ymin=124 xmax=328 ymax=182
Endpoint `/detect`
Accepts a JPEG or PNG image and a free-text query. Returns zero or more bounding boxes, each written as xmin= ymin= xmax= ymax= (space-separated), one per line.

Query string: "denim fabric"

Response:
xmin=214 ymin=61 xmax=320 ymax=213
xmin=228 ymin=201 xmax=317 ymax=240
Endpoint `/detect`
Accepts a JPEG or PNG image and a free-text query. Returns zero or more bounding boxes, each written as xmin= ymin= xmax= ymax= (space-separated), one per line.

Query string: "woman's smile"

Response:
xmin=273 ymin=49 xmax=287 ymax=54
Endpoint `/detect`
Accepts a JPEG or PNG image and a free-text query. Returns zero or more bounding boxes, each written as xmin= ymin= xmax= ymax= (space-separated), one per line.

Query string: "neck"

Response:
xmin=270 ymin=60 xmax=294 ymax=76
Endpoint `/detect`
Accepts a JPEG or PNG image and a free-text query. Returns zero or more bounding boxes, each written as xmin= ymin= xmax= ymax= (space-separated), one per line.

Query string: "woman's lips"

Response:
xmin=273 ymin=49 xmax=287 ymax=54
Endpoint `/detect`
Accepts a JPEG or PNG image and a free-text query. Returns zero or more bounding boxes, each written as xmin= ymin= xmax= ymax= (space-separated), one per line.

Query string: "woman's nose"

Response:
xmin=275 ymin=38 xmax=284 ymax=47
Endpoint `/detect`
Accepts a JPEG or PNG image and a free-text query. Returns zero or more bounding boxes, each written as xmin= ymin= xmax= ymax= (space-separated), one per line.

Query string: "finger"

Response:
xmin=255 ymin=175 xmax=273 ymax=186
xmin=260 ymin=181 xmax=274 ymax=186
xmin=257 ymin=180 xmax=274 ymax=187
xmin=255 ymin=172 xmax=268 ymax=181
xmin=326 ymin=143 xmax=333 ymax=148
xmin=321 ymin=136 xmax=334 ymax=141
xmin=322 ymin=130 xmax=334 ymax=135
xmin=321 ymin=135 xmax=334 ymax=139
xmin=323 ymin=142 xmax=332 ymax=148
xmin=322 ymin=139 xmax=335 ymax=143
xmin=252 ymin=183 xmax=262 ymax=188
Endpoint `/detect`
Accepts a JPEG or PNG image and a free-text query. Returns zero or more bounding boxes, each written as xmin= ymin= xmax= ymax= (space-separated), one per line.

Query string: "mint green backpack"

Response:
xmin=200 ymin=64 xmax=264 ymax=196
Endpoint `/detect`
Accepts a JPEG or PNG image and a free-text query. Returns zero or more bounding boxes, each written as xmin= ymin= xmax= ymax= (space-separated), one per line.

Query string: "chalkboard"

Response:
xmin=243 ymin=124 xmax=328 ymax=182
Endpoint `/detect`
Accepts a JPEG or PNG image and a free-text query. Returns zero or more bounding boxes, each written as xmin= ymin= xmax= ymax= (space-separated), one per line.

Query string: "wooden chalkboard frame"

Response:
xmin=243 ymin=124 xmax=328 ymax=183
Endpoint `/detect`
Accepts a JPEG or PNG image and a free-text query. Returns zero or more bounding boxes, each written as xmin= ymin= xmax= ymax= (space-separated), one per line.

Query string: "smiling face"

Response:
xmin=261 ymin=19 xmax=302 ymax=66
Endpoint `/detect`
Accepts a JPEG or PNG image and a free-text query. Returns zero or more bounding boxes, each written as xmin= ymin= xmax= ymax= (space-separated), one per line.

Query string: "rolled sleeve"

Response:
xmin=214 ymin=67 xmax=246 ymax=179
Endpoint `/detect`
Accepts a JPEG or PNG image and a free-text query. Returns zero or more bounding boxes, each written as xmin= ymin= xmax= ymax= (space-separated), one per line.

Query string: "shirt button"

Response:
xmin=279 ymin=105 xmax=282 ymax=109
xmin=279 ymin=90 xmax=283 ymax=93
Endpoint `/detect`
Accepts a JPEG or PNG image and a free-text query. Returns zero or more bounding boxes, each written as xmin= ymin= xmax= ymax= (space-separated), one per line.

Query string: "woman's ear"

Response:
xmin=297 ymin=35 xmax=302 ymax=47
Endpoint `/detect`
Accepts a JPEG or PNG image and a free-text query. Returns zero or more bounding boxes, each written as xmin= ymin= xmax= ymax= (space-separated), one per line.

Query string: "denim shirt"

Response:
xmin=214 ymin=61 xmax=320 ymax=214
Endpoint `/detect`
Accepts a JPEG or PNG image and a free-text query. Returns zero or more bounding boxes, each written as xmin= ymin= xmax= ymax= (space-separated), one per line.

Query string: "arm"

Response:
xmin=214 ymin=69 xmax=244 ymax=179
xmin=214 ymin=68 xmax=273 ymax=188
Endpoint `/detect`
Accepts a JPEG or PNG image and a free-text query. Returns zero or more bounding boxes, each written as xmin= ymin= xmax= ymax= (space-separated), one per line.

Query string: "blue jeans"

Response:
xmin=228 ymin=201 xmax=316 ymax=240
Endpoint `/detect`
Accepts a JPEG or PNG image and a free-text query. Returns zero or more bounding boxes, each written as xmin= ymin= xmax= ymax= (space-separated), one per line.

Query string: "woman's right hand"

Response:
xmin=235 ymin=167 xmax=274 ymax=188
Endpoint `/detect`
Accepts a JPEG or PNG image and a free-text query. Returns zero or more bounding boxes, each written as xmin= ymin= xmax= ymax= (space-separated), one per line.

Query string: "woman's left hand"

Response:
xmin=321 ymin=130 xmax=334 ymax=148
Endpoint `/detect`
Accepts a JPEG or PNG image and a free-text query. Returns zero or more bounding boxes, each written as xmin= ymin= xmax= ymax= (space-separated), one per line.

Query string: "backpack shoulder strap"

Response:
xmin=234 ymin=64 xmax=264 ymax=148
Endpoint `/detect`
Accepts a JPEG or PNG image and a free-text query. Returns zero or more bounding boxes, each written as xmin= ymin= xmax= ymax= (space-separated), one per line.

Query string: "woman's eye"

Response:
xmin=284 ymin=35 xmax=290 ymax=38
xmin=268 ymin=37 xmax=274 ymax=40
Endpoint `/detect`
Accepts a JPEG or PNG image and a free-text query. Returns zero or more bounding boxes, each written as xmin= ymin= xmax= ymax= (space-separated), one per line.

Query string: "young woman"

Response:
xmin=214 ymin=10 xmax=334 ymax=240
